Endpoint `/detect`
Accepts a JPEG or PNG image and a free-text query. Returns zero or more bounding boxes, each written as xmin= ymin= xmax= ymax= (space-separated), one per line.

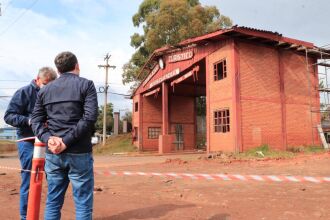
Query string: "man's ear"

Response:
xmin=35 ymin=76 xmax=41 ymax=84
xmin=75 ymin=63 xmax=80 ymax=72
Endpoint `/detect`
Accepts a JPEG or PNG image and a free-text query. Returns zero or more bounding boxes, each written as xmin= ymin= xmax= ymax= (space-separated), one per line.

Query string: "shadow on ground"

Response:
xmin=0 ymin=152 xmax=17 ymax=159
xmin=94 ymin=203 xmax=195 ymax=220
xmin=208 ymin=213 xmax=231 ymax=220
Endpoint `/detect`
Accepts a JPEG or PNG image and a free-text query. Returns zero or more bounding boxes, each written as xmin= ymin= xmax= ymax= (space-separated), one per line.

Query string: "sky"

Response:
xmin=0 ymin=0 xmax=329 ymax=127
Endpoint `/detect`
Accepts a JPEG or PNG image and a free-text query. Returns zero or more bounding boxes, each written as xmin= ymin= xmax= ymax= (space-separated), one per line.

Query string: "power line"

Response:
xmin=0 ymin=80 xmax=124 ymax=86
xmin=0 ymin=88 xmax=20 ymax=89
xmin=0 ymin=86 xmax=129 ymax=92
xmin=97 ymin=91 xmax=129 ymax=97
xmin=1 ymin=0 xmax=16 ymax=15
xmin=0 ymin=0 xmax=39 ymax=37
xmin=0 ymin=80 xmax=30 ymax=82
xmin=320 ymin=43 xmax=330 ymax=48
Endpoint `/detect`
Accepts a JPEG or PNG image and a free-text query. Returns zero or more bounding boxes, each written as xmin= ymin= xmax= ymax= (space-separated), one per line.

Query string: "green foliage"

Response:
xmin=121 ymin=111 xmax=132 ymax=123
xmin=239 ymin=145 xmax=295 ymax=159
xmin=122 ymin=0 xmax=233 ymax=86
xmin=196 ymin=96 xmax=206 ymax=116
xmin=95 ymin=103 xmax=114 ymax=134
xmin=288 ymin=145 xmax=326 ymax=154
xmin=237 ymin=145 xmax=327 ymax=160
xmin=94 ymin=134 xmax=137 ymax=154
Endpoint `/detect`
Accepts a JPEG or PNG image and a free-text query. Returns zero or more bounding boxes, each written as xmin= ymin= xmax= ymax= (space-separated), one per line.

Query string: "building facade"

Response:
xmin=0 ymin=126 xmax=17 ymax=140
xmin=132 ymin=26 xmax=329 ymax=153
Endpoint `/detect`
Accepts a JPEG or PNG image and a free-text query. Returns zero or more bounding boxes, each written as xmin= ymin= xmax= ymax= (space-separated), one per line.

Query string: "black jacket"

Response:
xmin=4 ymin=80 xmax=39 ymax=138
xmin=31 ymin=73 xmax=98 ymax=154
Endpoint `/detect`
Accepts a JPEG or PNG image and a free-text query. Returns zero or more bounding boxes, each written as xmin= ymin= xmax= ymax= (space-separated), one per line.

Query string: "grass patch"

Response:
xmin=0 ymin=140 xmax=16 ymax=153
xmin=93 ymin=134 xmax=137 ymax=155
xmin=236 ymin=145 xmax=295 ymax=159
xmin=288 ymin=145 xmax=327 ymax=154
xmin=233 ymin=144 xmax=328 ymax=160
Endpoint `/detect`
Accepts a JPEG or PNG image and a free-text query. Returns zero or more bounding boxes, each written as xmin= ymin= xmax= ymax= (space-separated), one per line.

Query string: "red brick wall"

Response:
xmin=238 ymin=41 xmax=320 ymax=150
xmin=132 ymin=95 xmax=140 ymax=148
xmin=282 ymin=52 xmax=320 ymax=147
xmin=238 ymin=42 xmax=283 ymax=150
xmin=141 ymin=95 xmax=162 ymax=151
xmin=207 ymin=41 xmax=235 ymax=152
xmin=133 ymin=93 xmax=197 ymax=151
xmin=169 ymin=95 xmax=196 ymax=150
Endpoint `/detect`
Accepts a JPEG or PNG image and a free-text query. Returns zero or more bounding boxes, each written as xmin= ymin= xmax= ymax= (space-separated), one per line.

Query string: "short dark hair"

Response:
xmin=54 ymin=51 xmax=78 ymax=73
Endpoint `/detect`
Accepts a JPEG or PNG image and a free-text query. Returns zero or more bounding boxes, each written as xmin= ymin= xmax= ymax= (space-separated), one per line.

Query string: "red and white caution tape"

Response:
xmin=0 ymin=165 xmax=33 ymax=173
xmin=2 ymin=165 xmax=330 ymax=184
xmin=94 ymin=170 xmax=330 ymax=184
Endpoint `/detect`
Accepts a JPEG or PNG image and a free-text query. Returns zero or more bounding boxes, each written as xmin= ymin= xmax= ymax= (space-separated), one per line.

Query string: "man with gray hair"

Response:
xmin=4 ymin=67 xmax=57 ymax=220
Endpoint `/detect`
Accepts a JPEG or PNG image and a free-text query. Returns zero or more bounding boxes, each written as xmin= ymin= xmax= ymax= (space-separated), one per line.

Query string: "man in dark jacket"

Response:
xmin=31 ymin=51 xmax=98 ymax=220
xmin=4 ymin=67 xmax=57 ymax=220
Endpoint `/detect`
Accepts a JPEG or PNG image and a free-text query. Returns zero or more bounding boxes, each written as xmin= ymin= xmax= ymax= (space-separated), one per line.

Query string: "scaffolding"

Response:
xmin=308 ymin=45 xmax=330 ymax=148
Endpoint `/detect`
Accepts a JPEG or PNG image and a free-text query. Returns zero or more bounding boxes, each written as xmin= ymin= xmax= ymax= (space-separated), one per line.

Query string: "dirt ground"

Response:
xmin=1 ymin=152 xmax=330 ymax=220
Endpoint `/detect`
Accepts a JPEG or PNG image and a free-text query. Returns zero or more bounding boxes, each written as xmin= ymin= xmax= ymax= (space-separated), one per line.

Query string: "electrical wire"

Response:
xmin=1 ymin=0 xmax=16 ymax=15
xmin=0 ymin=0 xmax=39 ymax=37
xmin=0 ymin=80 xmax=30 ymax=82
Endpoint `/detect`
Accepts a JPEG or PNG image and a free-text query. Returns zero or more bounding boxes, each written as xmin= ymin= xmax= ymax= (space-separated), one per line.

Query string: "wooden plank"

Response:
xmin=317 ymin=124 xmax=329 ymax=149
xmin=318 ymin=88 xmax=330 ymax=92
xmin=170 ymin=70 xmax=194 ymax=86
xmin=170 ymin=66 xmax=199 ymax=87
xmin=315 ymin=62 xmax=330 ymax=68
xmin=143 ymin=87 xmax=160 ymax=97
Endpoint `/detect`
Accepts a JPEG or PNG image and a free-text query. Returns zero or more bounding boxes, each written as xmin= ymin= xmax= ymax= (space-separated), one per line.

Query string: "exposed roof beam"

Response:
xmin=143 ymin=87 xmax=160 ymax=97
xmin=297 ymin=46 xmax=306 ymax=51
xmin=247 ymin=36 xmax=259 ymax=40
xmin=314 ymin=62 xmax=330 ymax=68
xmin=283 ymin=44 xmax=299 ymax=50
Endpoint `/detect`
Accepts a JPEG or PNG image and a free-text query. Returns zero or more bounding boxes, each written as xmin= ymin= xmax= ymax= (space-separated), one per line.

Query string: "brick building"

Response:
xmin=131 ymin=26 xmax=330 ymax=153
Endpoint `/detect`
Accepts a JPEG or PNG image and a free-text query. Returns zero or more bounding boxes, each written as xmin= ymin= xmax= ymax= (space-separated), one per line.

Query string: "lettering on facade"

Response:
xmin=142 ymin=64 xmax=160 ymax=87
xmin=149 ymin=68 xmax=180 ymax=88
xmin=168 ymin=50 xmax=194 ymax=63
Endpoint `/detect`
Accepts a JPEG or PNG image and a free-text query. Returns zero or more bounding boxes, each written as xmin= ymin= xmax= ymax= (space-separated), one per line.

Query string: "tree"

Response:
xmin=121 ymin=111 xmax=132 ymax=123
xmin=120 ymin=111 xmax=133 ymax=133
xmin=95 ymin=103 xmax=114 ymax=134
xmin=122 ymin=0 xmax=232 ymax=87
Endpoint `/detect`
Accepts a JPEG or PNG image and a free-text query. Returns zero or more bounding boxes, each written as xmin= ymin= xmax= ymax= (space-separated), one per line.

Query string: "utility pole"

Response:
xmin=98 ymin=53 xmax=116 ymax=146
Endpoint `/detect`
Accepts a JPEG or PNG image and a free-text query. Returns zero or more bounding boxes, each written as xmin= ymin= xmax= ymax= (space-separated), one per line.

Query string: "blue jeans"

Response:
xmin=44 ymin=152 xmax=94 ymax=220
xmin=17 ymin=141 xmax=34 ymax=220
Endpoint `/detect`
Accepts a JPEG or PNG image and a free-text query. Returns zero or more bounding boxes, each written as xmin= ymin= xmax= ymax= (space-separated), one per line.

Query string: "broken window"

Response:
xmin=133 ymin=127 xmax=138 ymax=141
xmin=214 ymin=109 xmax=230 ymax=133
xmin=214 ymin=59 xmax=227 ymax=81
xmin=135 ymin=102 xmax=138 ymax=112
xmin=148 ymin=127 xmax=161 ymax=139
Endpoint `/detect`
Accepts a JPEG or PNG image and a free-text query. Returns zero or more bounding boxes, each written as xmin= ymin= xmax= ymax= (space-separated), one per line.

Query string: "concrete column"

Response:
xmin=123 ymin=120 xmax=128 ymax=133
xmin=113 ymin=112 xmax=119 ymax=135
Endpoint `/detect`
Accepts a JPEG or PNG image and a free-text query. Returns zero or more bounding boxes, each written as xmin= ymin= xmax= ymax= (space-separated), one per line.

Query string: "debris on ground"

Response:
xmin=164 ymin=158 xmax=188 ymax=164
xmin=94 ymin=187 xmax=104 ymax=192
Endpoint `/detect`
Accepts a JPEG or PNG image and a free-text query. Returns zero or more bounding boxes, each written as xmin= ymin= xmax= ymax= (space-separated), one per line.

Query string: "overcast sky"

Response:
xmin=0 ymin=0 xmax=329 ymax=127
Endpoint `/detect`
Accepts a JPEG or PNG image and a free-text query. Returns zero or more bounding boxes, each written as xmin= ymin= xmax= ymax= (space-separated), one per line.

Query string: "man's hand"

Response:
xmin=48 ymin=136 xmax=67 ymax=154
